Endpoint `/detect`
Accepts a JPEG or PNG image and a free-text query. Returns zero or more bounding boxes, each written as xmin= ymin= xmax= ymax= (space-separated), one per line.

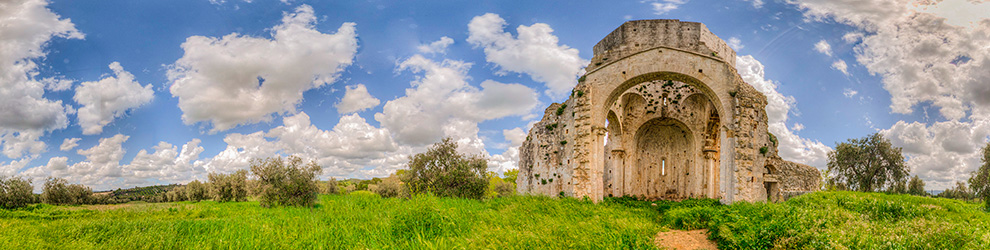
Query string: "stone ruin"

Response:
xmin=516 ymin=19 xmax=821 ymax=203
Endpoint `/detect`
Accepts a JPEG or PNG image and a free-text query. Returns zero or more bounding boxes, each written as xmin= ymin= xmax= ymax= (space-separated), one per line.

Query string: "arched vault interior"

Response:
xmin=602 ymin=79 xmax=721 ymax=200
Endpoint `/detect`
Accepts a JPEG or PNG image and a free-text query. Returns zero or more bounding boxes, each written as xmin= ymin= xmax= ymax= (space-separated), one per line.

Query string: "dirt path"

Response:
xmin=654 ymin=229 xmax=718 ymax=250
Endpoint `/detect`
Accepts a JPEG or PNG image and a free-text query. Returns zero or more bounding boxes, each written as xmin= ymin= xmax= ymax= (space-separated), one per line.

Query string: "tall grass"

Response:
xmin=0 ymin=191 xmax=660 ymax=249
xmin=661 ymin=191 xmax=990 ymax=249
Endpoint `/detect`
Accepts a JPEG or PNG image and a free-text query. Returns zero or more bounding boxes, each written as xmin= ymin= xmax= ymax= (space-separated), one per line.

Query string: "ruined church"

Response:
xmin=516 ymin=19 xmax=821 ymax=203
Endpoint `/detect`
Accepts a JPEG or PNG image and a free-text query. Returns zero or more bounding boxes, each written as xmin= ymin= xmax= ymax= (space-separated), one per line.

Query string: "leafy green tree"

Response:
xmin=907 ymin=175 xmax=926 ymax=196
xmin=969 ymin=142 xmax=990 ymax=210
xmin=250 ymin=156 xmax=322 ymax=207
xmin=939 ymin=181 xmax=975 ymax=200
xmin=403 ymin=138 xmax=488 ymax=199
xmin=826 ymin=133 xmax=909 ymax=192
xmin=208 ymin=170 xmax=248 ymax=202
xmin=185 ymin=180 xmax=209 ymax=202
xmin=0 ymin=176 xmax=34 ymax=209
xmin=503 ymin=169 xmax=519 ymax=185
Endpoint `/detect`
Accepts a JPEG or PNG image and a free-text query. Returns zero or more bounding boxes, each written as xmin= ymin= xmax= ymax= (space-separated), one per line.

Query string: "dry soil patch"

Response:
xmin=654 ymin=229 xmax=718 ymax=250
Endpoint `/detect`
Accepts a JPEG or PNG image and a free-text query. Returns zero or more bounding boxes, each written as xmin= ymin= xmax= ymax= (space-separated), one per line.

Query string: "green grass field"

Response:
xmin=1 ymin=191 xmax=988 ymax=249
xmin=0 ymin=191 xmax=661 ymax=249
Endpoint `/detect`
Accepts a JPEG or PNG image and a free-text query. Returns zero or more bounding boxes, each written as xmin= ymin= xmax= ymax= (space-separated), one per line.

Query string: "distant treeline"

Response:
xmin=1 ymin=137 xmax=519 ymax=209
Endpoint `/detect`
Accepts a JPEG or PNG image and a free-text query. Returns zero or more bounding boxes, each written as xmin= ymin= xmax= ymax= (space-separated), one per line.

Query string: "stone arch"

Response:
xmin=621 ymin=92 xmax=647 ymax=130
xmin=632 ymin=117 xmax=695 ymax=199
xmin=603 ymin=111 xmax=624 ymax=197
xmin=601 ymin=71 xmax=724 ymax=122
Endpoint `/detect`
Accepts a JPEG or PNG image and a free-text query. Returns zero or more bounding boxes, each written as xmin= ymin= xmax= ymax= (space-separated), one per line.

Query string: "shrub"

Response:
xmin=250 ymin=156 xmax=322 ymax=207
xmin=556 ymin=104 xmax=567 ymax=116
xmin=324 ymin=178 xmax=340 ymax=195
xmin=207 ymin=170 xmax=248 ymax=202
xmin=0 ymin=176 xmax=34 ymax=209
xmin=372 ymin=174 xmax=407 ymax=198
xmin=403 ymin=138 xmax=488 ymax=199
xmin=185 ymin=180 xmax=209 ymax=202
xmin=493 ymin=181 xmax=514 ymax=197
xmin=486 ymin=171 xmax=515 ymax=198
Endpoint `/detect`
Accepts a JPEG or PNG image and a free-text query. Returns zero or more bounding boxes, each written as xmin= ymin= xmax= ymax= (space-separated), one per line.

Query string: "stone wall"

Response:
xmin=768 ymin=157 xmax=822 ymax=200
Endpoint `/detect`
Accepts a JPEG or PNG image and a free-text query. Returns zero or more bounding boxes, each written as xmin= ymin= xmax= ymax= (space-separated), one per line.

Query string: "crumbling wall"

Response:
xmin=517 ymin=102 xmax=578 ymax=197
xmin=768 ymin=157 xmax=822 ymax=200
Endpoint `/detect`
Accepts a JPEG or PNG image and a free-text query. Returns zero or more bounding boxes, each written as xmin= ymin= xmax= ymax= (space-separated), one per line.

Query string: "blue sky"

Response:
xmin=2 ymin=0 xmax=989 ymax=191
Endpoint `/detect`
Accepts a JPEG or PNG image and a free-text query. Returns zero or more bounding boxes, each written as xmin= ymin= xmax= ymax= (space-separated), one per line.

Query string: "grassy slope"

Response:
xmin=663 ymin=191 xmax=990 ymax=249
xmin=0 ymin=191 xmax=661 ymax=249
xmin=3 ymin=191 xmax=987 ymax=249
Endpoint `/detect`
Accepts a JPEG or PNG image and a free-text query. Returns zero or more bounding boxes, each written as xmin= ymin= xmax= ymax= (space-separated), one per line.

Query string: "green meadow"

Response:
xmin=2 ymin=191 xmax=988 ymax=249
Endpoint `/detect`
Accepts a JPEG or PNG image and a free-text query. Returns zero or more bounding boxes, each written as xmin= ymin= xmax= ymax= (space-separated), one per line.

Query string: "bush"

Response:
xmin=250 ymin=156 xmax=322 ymax=207
xmin=0 ymin=176 xmax=34 ymax=209
xmin=323 ymin=178 xmax=340 ymax=195
xmin=403 ymin=138 xmax=488 ymax=199
xmin=185 ymin=180 xmax=209 ymax=202
xmin=486 ymin=171 xmax=515 ymax=198
xmin=208 ymin=170 xmax=248 ymax=202
xmin=372 ymin=174 xmax=407 ymax=198
xmin=493 ymin=181 xmax=514 ymax=198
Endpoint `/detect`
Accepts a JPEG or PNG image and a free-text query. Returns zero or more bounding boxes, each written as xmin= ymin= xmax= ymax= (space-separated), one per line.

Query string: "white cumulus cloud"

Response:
xmin=814 ymin=39 xmax=832 ymax=56
xmin=787 ymin=0 xmax=990 ymax=189
xmin=737 ymin=55 xmax=832 ymax=167
xmin=375 ymin=55 xmax=538 ymax=147
xmin=336 ymin=84 xmax=381 ymax=114
xmin=646 ymin=0 xmax=688 ymax=15
xmin=167 ymin=5 xmax=359 ymax=132
xmin=467 ymin=13 xmax=587 ymax=98
xmin=0 ymin=0 xmax=83 ymax=159
xmin=60 ymin=138 xmax=81 ymax=151
xmin=831 ymin=60 xmax=849 ymax=75
xmin=74 ymin=62 xmax=155 ymax=135
xmin=417 ymin=36 xmax=454 ymax=54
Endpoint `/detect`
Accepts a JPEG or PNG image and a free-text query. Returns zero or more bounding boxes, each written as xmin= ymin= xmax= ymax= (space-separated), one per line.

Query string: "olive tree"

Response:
xmin=250 ymin=156 xmax=322 ymax=207
xmin=403 ymin=138 xmax=488 ymax=199
xmin=969 ymin=142 xmax=990 ymax=210
xmin=826 ymin=133 xmax=909 ymax=192
xmin=322 ymin=178 xmax=340 ymax=195
xmin=166 ymin=186 xmax=187 ymax=202
xmin=41 ymin=177 xmax=92 ymax=205
xmin=0 ymin=176 xmax=34 ymax=209
xmin=185 ymin=180 xmax=209 ymax=202
xmin=371 ymin=174 xmax=407 ymax=198
xmin=208 ymin=170 xmax=248 ymax=202
xmin=907 ymin=175 xmax=926 ymax=196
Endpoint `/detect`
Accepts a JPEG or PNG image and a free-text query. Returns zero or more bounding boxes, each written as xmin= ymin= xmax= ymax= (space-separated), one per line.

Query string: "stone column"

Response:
xmin=611 ymin=149 xmax=625 ymax=196
xmin=704 ymin=148 xmax=718 ymax=198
